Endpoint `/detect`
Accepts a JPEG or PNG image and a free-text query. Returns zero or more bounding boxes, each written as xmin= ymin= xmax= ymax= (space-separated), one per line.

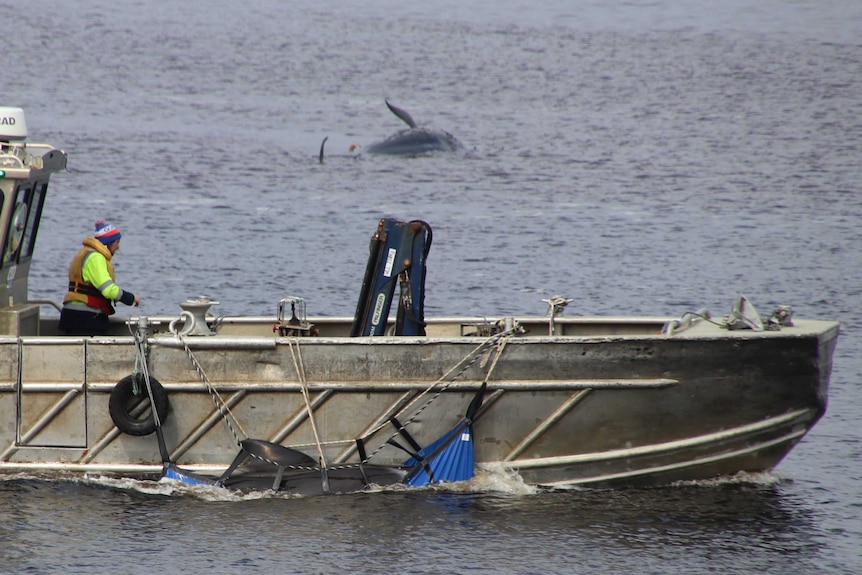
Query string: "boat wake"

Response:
xmin=0 ymin=468 xmax=781 ymax=502
xmin=60 ymin=464 xmax=538 ymax=502
xmin=669 ymin=470 xmax=784 ymax=488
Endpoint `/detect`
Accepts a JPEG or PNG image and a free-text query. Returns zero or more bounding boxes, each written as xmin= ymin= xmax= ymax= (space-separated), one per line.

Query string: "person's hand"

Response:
xmin=134 ymin=294 xmax=140 ymax=307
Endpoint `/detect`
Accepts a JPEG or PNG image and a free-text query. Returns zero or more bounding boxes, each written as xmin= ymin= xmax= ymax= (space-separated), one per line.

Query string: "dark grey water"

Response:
xmin=3 ymin=0 xmax=861 ymax=573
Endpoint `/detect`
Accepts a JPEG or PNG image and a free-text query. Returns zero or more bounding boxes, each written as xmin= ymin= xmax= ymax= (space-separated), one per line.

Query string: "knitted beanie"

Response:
xmin=94 ymin=219 xmax=122 ymax=245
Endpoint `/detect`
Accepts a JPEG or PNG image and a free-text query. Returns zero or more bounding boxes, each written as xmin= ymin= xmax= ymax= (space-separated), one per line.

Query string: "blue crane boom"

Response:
xmin=350 ymin=219 xmax=432 ymax=336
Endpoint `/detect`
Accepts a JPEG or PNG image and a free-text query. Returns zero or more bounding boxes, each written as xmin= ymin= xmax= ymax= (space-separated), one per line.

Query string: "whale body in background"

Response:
xmin=364 ymin=100 xmax=463 ymax=156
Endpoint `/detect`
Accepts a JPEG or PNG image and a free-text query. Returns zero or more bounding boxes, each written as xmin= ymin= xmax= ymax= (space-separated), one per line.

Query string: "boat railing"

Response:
xmin=0 ymin=142 xmax=57 ymax=170
xmin=28 ymin=299 xmax=63 ymax=313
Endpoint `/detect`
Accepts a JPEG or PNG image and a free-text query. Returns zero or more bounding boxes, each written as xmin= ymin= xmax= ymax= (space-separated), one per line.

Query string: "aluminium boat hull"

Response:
xmin=0 ymin=314 xmax=837 ymax=489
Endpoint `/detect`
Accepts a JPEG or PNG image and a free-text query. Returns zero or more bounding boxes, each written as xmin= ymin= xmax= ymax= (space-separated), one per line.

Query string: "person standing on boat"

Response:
xmin=58 ymin=219 xmax=140 ymax=336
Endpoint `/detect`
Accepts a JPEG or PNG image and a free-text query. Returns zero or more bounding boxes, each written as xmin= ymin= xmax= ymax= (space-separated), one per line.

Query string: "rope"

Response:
xmin=129 ymin=318 xmax=172 ymax=463
xmin=543 ymin=295 xmax=573 ymax=336
xmin=482 ymin=335 xmax=510 ymax=384
xmin=132 ymin=325 xmax=161 ymax=428
xmin=287 ymin=338 xmax=328 ymax=470
xmin=543 ymin=295 xmax=573 ymax=314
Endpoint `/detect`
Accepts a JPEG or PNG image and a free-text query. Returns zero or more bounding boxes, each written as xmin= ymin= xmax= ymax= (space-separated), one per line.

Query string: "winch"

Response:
xmin=170 ymin=296 xmax=219 ymax=336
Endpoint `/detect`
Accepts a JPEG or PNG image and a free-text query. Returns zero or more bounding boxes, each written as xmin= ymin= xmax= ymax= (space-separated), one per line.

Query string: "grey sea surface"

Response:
xmin=2 ymin=0 xmax=861 ymax=573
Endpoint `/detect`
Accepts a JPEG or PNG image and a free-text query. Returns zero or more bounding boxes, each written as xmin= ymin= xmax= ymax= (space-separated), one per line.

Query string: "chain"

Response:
xmin=178 ymin=335 xmax=247 ymax=447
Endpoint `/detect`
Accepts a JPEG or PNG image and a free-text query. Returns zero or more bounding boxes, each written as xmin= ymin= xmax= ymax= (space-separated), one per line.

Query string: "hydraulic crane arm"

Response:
xmin=350 ymin=219 xmax=432 ymax=336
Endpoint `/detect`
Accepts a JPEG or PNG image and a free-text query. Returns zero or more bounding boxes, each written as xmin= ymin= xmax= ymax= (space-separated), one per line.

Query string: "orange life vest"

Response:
xmin=63 ymin=238 xmax=116 ymax=315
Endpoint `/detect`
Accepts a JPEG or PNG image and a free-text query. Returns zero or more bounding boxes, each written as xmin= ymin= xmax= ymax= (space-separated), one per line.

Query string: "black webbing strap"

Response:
xmin=388 ymin=417 xmax=435 ymax=483
xmin=68 ymin=280 xmax=102 ymax=297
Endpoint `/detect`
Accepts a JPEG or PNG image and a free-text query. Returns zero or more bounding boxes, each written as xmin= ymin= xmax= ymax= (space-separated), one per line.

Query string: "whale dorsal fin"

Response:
xmin=385 ymin=100 xmax=417 ymax=129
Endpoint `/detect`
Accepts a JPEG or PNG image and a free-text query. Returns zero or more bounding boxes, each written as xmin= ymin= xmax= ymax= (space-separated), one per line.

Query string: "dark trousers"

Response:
xmin=58 ymin=307 xmax=110 ymax=336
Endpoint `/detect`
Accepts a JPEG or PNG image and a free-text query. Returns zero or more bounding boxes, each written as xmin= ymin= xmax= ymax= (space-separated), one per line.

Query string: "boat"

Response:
xmin=0 ymin=108 xmax=839 ymax=495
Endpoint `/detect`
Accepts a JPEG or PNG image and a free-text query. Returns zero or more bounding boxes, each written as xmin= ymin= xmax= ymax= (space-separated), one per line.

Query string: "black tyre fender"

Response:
xmin=109 ymin=374 xmax=169 ymax=436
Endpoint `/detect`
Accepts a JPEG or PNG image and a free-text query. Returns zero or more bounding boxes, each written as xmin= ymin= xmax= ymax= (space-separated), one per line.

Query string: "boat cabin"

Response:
xmin=0 ymin=107 xmax=67 ymax=336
